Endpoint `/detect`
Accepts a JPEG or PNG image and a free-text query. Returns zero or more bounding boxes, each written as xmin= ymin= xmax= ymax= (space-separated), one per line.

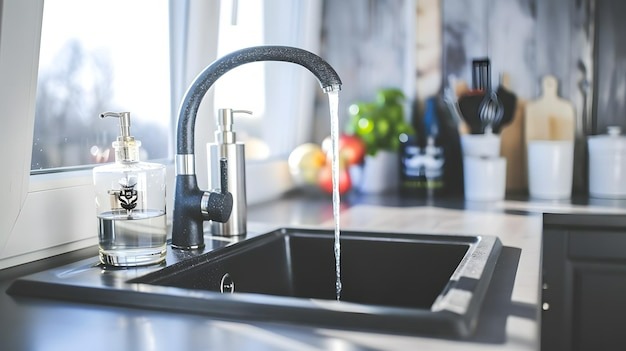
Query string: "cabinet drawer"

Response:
xmin=569 ymin=231 xmax=626 ymax=260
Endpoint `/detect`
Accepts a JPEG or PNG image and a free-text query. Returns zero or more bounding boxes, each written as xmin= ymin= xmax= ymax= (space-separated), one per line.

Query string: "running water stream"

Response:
xmin=327 ymin=91 xmax=342 ymax=300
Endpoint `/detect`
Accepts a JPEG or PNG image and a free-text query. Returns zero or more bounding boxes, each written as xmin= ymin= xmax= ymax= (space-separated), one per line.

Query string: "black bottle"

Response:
xmin=399 ymin=133 xmax=427 ymax=195
xmin=400 ymin=95 xmax=463 ymax=197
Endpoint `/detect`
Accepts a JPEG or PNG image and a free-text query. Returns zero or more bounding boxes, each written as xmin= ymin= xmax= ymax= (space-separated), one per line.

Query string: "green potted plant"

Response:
xmin=346 ymin=88 xmax=414 ymax=193
xmin=347 ymin=88 xmax=414 ymax=155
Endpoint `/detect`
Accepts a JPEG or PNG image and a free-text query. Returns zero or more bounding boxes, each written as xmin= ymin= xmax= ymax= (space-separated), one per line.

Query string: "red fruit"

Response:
xmin=318 ymin=160 xmax=352 ymax=194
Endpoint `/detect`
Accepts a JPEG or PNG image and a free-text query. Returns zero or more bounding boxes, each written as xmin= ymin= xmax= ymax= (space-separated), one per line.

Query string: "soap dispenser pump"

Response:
xmin=208 ymin=108 xmax=250 ymax=236
xmin=93 ymin=112 xmax=167 ymax=266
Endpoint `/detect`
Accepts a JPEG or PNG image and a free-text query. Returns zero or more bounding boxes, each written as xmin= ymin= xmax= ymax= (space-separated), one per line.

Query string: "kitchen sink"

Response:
xmin=8 ymin=228 xmax=501 ymax=338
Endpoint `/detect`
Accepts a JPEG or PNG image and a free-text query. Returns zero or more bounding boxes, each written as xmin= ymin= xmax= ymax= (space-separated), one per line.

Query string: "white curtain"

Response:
xmin=169 ymin=0 xmax=221 ymax=189
xmin=263 ymin=0 xmax=324 ymax=154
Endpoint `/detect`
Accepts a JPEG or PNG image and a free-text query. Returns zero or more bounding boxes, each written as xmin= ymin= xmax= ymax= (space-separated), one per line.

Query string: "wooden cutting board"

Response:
xmin=499 ymin=73 xmax=526 ymax=191
xmin=524 ymin=75 xmax=575 ymax=141
xmin=454 ymin=79 xmax=471 ymax=135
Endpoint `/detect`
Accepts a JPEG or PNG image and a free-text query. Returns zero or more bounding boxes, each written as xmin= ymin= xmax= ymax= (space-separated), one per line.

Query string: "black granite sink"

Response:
xmin=8 ymin=228 xmax=501 ymax=338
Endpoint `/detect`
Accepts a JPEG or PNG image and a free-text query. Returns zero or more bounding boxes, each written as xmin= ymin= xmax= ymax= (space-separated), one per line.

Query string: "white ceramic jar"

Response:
xmin=528 ymin=140 xmax=574 ymax=200
xmin=588 ymin=126 xmax=626 ymax=198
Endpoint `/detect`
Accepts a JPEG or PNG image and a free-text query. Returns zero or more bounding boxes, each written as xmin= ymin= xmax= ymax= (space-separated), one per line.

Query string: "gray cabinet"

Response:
xmin=542 ymin=213 xmax=626 ymax=350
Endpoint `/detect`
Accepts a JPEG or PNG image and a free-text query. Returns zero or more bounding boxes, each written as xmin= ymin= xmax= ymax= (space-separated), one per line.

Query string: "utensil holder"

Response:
xmin=463 ymin=156 xmax=507 ymax=201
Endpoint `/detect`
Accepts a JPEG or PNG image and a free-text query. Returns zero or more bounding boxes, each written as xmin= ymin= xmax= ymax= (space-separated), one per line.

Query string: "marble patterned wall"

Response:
xmin=316 ymin=0 xmax=594 ymax=129
xmin=315 ymin=0 xmax=599 ymax=191
xmin=314 ymin=0 xmax=410 ymax=139
xmin=594 ymin=0 xmax=626 ymax=134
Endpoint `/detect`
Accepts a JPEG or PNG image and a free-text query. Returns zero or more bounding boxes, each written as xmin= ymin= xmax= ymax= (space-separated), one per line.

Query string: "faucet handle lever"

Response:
xmin=201 ymin=189 xmax=233 ymax=223
xmin=220 ymin=158 xmax=228 ymax=194
xmin=200 ymin=158 xmax=233 ymax=223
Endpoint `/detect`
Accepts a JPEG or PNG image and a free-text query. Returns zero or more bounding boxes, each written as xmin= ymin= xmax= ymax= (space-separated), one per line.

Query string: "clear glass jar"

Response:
xmin=93 ymin=112 xmax=167 ymax=266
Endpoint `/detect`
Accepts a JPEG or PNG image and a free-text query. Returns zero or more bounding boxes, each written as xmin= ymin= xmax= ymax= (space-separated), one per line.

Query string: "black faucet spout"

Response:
xmin=177 ymin=45 xmax=342 ymax=155
xmin=172 ymin=45 xmax=341 ymax=250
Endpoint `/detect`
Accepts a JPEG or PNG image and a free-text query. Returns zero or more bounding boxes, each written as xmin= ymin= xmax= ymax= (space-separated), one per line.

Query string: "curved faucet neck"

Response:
xmin=175 ymin=45 xmax=342 ymax=158
xmin=172 ymin=45 xmax=341 ymax=250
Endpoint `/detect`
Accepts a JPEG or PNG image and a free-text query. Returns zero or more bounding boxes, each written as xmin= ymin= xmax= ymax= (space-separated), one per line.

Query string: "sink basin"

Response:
xmin=8 ymin=228 xmax=501 ymax=338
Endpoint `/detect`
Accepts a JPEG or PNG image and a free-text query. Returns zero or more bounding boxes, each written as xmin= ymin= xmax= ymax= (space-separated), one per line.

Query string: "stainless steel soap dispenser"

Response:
xmin=208 ymin=108 xmax=249 ymax=236
xmin=93 ymin=112 xmax=167 ymax=266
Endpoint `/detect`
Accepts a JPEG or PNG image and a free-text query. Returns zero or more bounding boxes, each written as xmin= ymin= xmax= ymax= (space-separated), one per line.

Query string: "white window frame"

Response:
xmin=0 ymin=0 xmax=71 ymax=269
xmin=0 ymin=0 xmax=321 ymax=269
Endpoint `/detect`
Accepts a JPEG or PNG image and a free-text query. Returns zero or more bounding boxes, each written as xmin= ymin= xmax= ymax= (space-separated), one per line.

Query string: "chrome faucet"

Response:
xmin=172 ymin=45 xmax=342 ymax=250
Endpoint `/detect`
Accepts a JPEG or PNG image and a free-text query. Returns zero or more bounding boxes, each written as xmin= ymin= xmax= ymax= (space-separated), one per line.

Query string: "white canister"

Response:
xmin=527 ymin=140 xmax=574 ymax=200
xmin=463 ymin=156 xmax=507 ymax=201
xmin=355 ymin=150 xmax=399 ymax=194
xmin=588 ymin=126 xmax=626 ymax=198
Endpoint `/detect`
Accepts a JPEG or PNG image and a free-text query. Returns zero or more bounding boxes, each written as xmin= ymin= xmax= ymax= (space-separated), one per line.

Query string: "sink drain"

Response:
xmin=220 ymin=273 xmax=235 ymax=293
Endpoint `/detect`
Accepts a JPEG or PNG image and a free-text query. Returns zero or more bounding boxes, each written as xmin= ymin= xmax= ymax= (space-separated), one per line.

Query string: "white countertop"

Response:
xmin=5 ymin=197 xmax=626 ymax=351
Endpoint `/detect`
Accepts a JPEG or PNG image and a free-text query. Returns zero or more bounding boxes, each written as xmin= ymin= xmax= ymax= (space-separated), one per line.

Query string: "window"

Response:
xmin=0 ymin=0 xmax=190 ymax=269
xmin=0 ymin=0 xmax=323 ymax=269
xmin=32 ymin=0 xmax=171 ymax=172
xmin=214 ymin=0 xmax=325 ymax=159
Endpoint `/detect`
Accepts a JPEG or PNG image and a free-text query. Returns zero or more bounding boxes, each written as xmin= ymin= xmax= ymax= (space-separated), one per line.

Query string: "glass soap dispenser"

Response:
xmin=93 ymin=112 xmax=167 ymax=267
